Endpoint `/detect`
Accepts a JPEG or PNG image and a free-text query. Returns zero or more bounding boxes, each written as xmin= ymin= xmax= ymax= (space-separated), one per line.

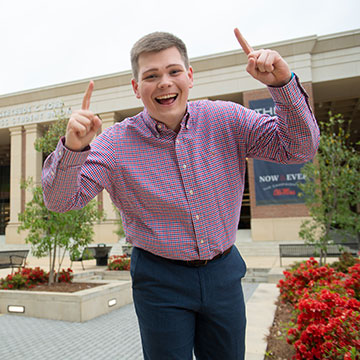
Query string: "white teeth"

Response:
xmin=156 ymin=94 xmax=177 ymax=100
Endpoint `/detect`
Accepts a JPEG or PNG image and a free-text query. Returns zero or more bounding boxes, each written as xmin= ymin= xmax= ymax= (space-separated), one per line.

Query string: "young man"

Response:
xmin=42 ymin=30 xmax=319 ymax=359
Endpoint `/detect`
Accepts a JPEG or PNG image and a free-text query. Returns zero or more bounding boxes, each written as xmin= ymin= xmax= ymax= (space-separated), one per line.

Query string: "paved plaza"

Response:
xmin=0 ymin=232 xmax=284 ymax=359
xmin=0 ymin=283 xmax=259 ymax=360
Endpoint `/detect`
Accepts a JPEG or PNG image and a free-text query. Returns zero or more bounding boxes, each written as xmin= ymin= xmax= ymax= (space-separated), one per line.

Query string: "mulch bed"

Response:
xmin=25 ymin=282 xmax=102 ymax=293
xmin=264 ymin=298 xmax=297 ymax=359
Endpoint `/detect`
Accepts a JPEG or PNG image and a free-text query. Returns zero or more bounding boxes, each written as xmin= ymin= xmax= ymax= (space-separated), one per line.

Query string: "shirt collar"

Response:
xmin=142 ymin=106 xmax=191 ymax=138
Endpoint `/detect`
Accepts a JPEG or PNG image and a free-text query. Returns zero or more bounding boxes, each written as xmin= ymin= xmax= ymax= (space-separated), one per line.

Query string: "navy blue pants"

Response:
xmin=130 ymin=246 xmax=247 ymax=360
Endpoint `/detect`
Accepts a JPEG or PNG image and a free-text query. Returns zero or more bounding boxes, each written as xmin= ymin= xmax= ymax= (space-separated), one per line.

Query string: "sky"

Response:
xmin=0 ymin=0 xmax=359 ymax=96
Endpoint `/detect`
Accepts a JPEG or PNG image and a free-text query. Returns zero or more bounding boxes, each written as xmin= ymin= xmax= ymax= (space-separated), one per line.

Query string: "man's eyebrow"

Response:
xmin=166 ymin=63 xmax=183 ymax=68
xmin=142 ymin=64 xmax=183 ymax=75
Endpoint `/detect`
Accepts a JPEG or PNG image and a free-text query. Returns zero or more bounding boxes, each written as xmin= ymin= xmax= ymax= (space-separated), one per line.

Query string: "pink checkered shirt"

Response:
xmin=42 ymin=75 xmax=319 ymax=260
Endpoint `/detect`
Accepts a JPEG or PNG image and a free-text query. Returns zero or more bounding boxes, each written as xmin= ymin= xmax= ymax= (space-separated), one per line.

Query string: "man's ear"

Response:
xmin=131 ymin=78 xmax=141 ymax=99
xmin=188 ymin=66 xmax=194 ymax=89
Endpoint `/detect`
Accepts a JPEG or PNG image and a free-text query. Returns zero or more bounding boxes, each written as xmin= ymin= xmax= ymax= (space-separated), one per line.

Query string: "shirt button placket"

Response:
xmin=175 ymin=135 xmax=204 ymax=249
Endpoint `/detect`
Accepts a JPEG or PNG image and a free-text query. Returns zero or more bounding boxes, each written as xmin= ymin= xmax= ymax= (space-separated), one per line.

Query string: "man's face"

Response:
xmin=132 ymin=47 xmax=193 ymax=131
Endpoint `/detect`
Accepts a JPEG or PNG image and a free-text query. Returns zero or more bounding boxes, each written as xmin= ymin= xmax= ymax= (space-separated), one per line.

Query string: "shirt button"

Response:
xmin=183 ymin=164 xmax=187 ymax=170
xmin=176 ymin=139 xmax=180 ymax=144
xmin=189 ymin=190 xmax=194 ymax=195
xmin=195 ymin=215 xmax=200 ymax=220
xmin=186 ymin=124 xmax=190 ymax=129
xmin=58 ymin=151 xmax=62 ymax=156
xmin=200 ymin=240 xmax=204 ymax=244
xmin=157 ymin=124 xmax=162 ymax=129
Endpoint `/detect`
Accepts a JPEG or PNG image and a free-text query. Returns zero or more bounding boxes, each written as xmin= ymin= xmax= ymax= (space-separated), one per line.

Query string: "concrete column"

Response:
xmin=99 ymin=112 xmax=117 ymax=220
xmin=93 ymin=112 xmax=119 ymax=243
xmin=100 ymin=112 xmax=117 ymax=128
xmin=8 ymin=126 xmax=23 ymax=223
xmin=6 ymin=126 xmax=25 ymax=243
xmin=24 ymin=124 xmax=43 ymax=202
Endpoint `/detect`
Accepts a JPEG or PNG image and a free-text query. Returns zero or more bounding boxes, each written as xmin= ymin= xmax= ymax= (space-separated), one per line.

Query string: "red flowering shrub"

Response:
xmin=287 ymin=289 xmax=360 ymax=359
xmin=331 ymin=252 xmax=360 ymax=274
xmin=57 ymin=268 xmax=73 ymax=283
xmin=344 ymin=263 xmax=360 ymax=300
xmin=107 ymin=255 xmax=131 ymax=271
xmin=278 ymin=258 xmax=360 ymax=359
xmin=0 ymin=267 xmax=73 ymax=290
xmin=277 ymin=258 xmax=343 ymax=305
xmin=0 ymin=273 xmax=27 ymax=290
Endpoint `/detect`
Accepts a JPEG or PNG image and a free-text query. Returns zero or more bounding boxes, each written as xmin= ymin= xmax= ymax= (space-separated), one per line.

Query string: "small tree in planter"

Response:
xmin=18 ymin=109 xmax=104 ymax=285
xmin=298 ymin=113 xmax=360 ymax=264
xmin=113 ymin=206 xmax=132 ymax=256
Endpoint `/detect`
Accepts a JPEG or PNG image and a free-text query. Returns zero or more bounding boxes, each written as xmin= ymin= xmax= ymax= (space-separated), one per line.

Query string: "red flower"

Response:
xmin=281 ymin=258 xmax=360 ymax=359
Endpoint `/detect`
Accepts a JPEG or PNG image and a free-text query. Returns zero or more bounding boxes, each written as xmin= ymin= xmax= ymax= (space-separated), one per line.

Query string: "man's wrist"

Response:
xmin=63 ymin=137 xmax=90 ymax=152
xmin=270 ymin=72 xmax=293 ymax=88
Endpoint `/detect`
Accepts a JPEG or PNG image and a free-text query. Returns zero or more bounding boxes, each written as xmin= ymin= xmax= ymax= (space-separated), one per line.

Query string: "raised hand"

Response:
xmin=234 ymin=28 xmax=292 ymax=87
xmin=65 ymin=81 xmax=102 ymax=151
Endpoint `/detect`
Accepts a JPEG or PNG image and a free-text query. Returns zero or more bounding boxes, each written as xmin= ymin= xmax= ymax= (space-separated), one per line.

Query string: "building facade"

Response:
xmin=0 ymin=29 xmax=359 ymax=244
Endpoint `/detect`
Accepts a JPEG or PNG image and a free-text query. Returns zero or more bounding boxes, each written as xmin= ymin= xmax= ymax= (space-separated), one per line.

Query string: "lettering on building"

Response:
xmin=0 ymin=100 xmax=72 ymax=128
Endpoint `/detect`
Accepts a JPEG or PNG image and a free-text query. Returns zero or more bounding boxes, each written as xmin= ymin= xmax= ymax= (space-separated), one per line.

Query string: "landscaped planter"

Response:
xmin=102 ymin=270 xmax=131 ymax=281
xmin=74 ymin=270 xmax=131 ymax=281
xmin=0 ymin=272 xmax=132 ymax=322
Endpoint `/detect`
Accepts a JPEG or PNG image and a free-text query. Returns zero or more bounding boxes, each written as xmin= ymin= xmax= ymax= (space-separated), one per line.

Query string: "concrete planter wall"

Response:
xmin=101 ymin=270 xmax=131 ymax=281
xmin=0 ymin=272 xmax=132 ymax=322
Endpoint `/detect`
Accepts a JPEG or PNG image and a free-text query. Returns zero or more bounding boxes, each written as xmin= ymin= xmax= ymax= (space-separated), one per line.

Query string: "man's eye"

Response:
xmin=170 ymin=70 xmax=181 ymax=75
xmin=144 ymin=74 xmax=156 ymax=80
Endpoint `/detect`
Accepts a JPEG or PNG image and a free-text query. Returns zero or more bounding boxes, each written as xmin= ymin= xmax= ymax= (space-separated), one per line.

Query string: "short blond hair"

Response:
xmin=130 ymin=32 xmax=189 ymax=81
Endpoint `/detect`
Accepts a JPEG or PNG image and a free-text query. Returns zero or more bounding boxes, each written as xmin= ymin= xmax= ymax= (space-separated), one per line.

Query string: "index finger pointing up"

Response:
xmin=234 ymin=28 xmax=254 ymax=55
xmin=81 ymin=81 xmax=94 ymax=110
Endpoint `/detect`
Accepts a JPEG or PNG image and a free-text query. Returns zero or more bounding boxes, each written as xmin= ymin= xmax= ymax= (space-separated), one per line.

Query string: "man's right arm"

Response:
xmin=42 ymin=138 xmax=92 ymax=212
xmin=42 ymin=81 xmax=108 ymax=213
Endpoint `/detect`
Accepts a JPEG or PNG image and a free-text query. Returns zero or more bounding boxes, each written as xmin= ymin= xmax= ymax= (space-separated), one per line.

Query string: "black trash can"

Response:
xmin=95 ymin=243 xmax=110 ymax=266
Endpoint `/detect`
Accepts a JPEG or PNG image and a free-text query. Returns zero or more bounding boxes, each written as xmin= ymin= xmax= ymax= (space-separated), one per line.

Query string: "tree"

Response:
xmin=113 ymin=205 xmax=125 ymax=240
xmin=18 ymin=109 xmax=104 ymax=284
xmin=298 ymin=113 xmax=360 ymax=264
xmin=112 ymin=205 xmax=133 ymax=255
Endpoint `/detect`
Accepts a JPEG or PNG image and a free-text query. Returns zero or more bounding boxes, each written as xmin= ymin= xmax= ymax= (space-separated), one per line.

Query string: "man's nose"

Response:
xmin=158 ymin=75 xmax=172 ymax=88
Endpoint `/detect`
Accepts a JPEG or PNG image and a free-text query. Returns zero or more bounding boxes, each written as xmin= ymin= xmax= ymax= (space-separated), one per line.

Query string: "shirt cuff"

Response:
xmin=267 ymin=73 xmax=309 ymax=105
xmin=56 ymin=137 xmax=90 ymax=166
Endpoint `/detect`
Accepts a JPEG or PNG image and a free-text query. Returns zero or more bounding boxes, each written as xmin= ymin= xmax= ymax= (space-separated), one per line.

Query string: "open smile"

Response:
xmin=155 ymin=93 xmax=178 ymax=105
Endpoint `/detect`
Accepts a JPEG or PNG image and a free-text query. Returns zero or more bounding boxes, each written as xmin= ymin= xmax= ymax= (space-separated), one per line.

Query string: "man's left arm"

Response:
xmin=234 ymin=28 xmax=320 ymax=163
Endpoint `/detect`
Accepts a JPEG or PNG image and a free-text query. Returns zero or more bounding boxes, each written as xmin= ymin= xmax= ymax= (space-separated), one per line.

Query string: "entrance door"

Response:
xmin=238 ymin=162 xmax=251 ymax=229
xmin=0 ymin=165 xmax=10 ymax=235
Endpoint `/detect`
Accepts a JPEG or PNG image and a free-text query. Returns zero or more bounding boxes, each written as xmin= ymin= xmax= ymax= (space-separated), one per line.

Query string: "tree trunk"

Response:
xmin=56 ymin=245 xmax=68 ymax=282
xmin=48 ymin=242 xmax=57 ymax=285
